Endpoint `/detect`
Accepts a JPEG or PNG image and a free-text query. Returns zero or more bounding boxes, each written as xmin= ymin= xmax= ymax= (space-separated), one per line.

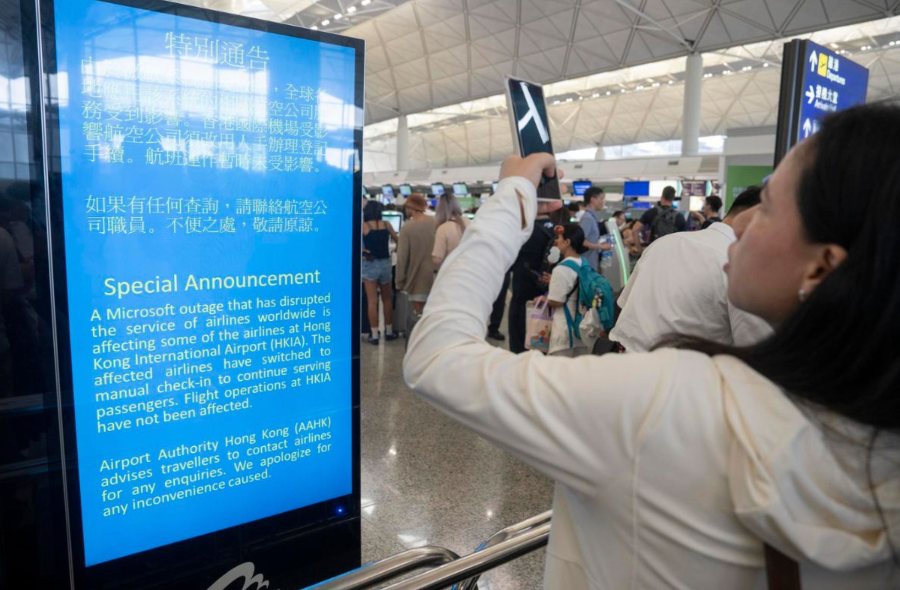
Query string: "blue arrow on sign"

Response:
xmin=809 ymin=51 xmax=818 ymax=72
xmin=806 ymin=86 xmax=815 ymax=104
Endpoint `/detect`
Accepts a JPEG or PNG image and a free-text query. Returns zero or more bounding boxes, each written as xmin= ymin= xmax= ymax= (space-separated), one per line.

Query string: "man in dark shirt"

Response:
xmin=508 ymin=203 xmax=567 ymax=353
xmin=632 ymin=185 xmax=685 ymax=253
xmin=691 ymin=195 xmax=723 ymax=229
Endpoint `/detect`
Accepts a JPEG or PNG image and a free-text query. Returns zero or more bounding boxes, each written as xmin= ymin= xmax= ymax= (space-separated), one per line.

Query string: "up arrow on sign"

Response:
xmin=806 ymin=86 xmax=815 ymax=104
xmin=810 ymin=51 xmax=818 ymax=72
xmin=803 ymin=118 xmax=813 ymax=138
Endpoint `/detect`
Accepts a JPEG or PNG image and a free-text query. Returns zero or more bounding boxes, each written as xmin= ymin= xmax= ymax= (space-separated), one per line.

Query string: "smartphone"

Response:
xmin=505 ymin=77 xmax=561 ymax=201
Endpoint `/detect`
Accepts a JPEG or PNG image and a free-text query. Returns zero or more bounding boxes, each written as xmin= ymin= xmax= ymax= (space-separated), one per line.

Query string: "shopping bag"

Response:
xmin=525 ymin=298 xmax=552 ymax=353
xmin=576 ymin=306 xmax=604 ymax=352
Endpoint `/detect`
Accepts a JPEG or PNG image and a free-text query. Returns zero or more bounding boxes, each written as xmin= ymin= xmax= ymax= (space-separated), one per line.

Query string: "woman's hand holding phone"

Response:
xmin=499 ymin=154 xmax=561 ymax=189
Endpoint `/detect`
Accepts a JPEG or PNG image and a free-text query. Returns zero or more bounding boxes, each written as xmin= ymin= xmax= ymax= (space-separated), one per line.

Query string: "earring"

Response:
xmin=798 ymin=288 xmax=807 ymax=302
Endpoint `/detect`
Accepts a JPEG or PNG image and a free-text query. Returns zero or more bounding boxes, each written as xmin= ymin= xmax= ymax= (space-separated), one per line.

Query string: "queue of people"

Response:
xmin=402 ymin=103 xmax=900 ymax=588
xmin=379 ymin=176 xmax=736 ymax=356
xmin=365 ymin=191 xmax=498 ymax=343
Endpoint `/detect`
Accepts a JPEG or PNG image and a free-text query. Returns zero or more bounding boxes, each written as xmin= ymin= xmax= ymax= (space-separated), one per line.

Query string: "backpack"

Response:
xmin=650 ymin=204 xmax=679 ymax=241
xmin=559 ymin=258 xmax=616 ymax=348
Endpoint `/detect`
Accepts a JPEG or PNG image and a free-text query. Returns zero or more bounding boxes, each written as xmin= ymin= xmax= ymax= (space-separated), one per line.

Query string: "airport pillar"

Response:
xmin=682 ymin=53 xmax=703 ymax=157
xmin=397 ymin=114 xmax=409 ymax=170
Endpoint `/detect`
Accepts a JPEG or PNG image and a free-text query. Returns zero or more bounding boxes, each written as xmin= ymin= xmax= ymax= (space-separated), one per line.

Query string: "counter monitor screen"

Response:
xmin=382 ymin=185 xmax=394 ymax=198
xmin=681 ymin=180 xmax=707 ymax=197
xmin=383 ymin=212 xmax=402 ymax=233
xmin=431 ymin=183 xmax=445 ymax=196
xmin=452 ymin=183 xmax=468 ymax=196
xmin=572 ymin=181 xmax=592 ymax=197
xmin=623 ymin=181 xmax=649 ymax=198
xmin=399 ymin=184 xmax=412 ymax=196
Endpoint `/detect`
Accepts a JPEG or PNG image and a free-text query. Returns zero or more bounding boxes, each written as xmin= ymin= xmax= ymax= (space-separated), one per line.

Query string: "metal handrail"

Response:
xmin=306 ymin=545 xmax=461 ymax=590
xmin=381 ymin=522 xmax=550 ymax=590
xmin=453 ymin=510 xmax=552 ymax=590
xmin=305 ymin=511 xmax=552 ymax=590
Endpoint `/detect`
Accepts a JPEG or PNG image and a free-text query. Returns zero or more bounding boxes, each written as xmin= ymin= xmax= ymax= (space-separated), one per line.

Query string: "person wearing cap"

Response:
xmin=395 ymin=193 xmax=436 ymax=316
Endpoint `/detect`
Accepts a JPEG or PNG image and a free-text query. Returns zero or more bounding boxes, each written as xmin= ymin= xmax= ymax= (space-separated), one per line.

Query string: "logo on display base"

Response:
xmin=207 ymin=562 xmax=278 ymax=590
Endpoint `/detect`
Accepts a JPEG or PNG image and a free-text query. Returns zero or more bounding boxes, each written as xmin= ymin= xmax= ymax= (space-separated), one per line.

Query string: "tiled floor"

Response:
xmin=359 ymin=326 xmax=554 ymax=590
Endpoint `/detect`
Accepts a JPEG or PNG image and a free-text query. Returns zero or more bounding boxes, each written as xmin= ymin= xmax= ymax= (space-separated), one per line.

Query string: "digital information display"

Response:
xmin=572 ymin=180 xmax=592 ymax=196
xmin=797 ymin=41 xmax=868 ymax=141
xmin=49 ymin=0 xmax=360 ymax=567
xmin=680 ymin=180 xmax=707 ymax=198
xmin=623 ymin=181 xmax=649 ymax=198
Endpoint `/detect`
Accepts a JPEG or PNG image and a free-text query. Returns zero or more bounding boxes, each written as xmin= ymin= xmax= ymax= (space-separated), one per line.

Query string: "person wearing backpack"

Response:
xmin=546 ymin=223 xmax=618 ymax=356
xmin=632 ymin=185 xmax=685 ymax=254
xmin=546 ymin=224 xmax=590 ymax=356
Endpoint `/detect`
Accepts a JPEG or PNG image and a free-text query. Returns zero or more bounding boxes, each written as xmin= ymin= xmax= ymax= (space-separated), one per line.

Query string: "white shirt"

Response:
xmin=610 ymin=222 xmax=772 ymax=352
xmin=404 ymin=177 xmax=900 ymax=590
xmin=547 ymin=257 xmax=582 ymax=354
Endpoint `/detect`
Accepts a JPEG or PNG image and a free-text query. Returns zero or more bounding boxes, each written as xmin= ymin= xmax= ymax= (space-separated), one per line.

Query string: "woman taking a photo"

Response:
xmin=404 ymin=104 xmax=900 ymax=588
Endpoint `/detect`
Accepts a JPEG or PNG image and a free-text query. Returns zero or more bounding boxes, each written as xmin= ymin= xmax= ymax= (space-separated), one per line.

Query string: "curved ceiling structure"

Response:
xmin=363 ymin=15 xmax=900 ymax=170
xmin=184 ymin=0 xmax=899 ymax=122
xmin=348 ymin=0 xmax=898 ymax=123
xmin=180 ymin=1 xmax=900 ymax=170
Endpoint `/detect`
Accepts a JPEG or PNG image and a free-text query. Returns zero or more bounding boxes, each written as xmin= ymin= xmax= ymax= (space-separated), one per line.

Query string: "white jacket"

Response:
xmin=611 ymin=222 xmax=772 ymax=352
xmin=403 ymin=177 xmax=900 ymax=589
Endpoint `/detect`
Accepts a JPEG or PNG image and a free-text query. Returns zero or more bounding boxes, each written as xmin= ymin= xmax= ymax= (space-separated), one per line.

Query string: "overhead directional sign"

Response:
xmin=774 ymin=39 xmax=869 ymax=164
xmin=796 ymin=41 xmax=869 ymax=142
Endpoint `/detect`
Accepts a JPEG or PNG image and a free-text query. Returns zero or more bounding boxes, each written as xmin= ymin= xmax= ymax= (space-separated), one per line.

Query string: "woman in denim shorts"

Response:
xmin=362 ymin=200 xmax=399 ymax=344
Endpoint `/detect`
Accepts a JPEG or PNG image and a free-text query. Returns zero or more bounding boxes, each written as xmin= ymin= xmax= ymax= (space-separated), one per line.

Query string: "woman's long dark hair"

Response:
xmin=363 ymin=199 xmax=384 ymax=222
xmin=676 ymin=102 xmax=900 ymax=432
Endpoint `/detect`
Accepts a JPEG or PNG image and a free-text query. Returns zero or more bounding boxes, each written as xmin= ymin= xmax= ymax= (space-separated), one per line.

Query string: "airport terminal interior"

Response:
xmin=2 ymin=0 xmax=900 ymax=588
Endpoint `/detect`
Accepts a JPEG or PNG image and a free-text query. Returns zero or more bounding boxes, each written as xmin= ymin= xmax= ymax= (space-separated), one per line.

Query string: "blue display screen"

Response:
xmin=629 ymin=201 xmax=652 ymax=210
xmin=623 ymin=181 xmax=649 ymax=197
xmin=50 ymin=0 xmax=359 ymax=566
xmin=572 ymin=180 xmax=592 ymax=196
xmin=797 ymin=41 xmax=868 ymax=141
xmin=431 ymin=183 xmax=445 ymax=196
